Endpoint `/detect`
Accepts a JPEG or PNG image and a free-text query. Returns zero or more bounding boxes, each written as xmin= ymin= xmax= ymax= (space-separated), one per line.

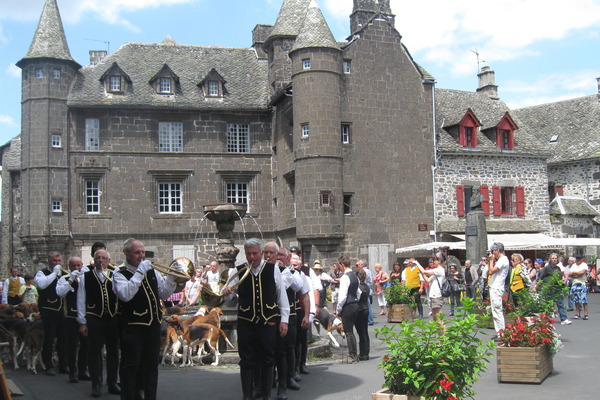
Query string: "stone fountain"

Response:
xmin=202 ymin=202 xmax=247 ymax=353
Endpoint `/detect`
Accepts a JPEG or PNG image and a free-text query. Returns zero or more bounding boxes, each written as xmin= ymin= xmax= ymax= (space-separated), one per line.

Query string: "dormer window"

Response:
xmin=109 ymin=76 xmax=122 ymax=92
xmin=198 ymin=68 xmax=227 ymax=99
xmin=457 ymin=109 xmax=481 ymax=148
xmin=496 ymin=113 xmax=517 ymax=150
xmin=100 ymin=62 xmax=130 ymax=94
xmin=160 ymin=78 xmax=172 ymax=94
xmin=150 ymin=64 xmax=179 ymax=95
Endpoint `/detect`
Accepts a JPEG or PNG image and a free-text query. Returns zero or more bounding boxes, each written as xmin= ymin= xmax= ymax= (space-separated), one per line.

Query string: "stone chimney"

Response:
xmin=89 ymin=50 xmax=107 ymax=66
xmin=596 ymin=77 xmax=600 ymax=102
xmin=252 ymin=24 xmax=272 ymax=60
xmin=350 ymin=0 xmax=395 ymax=34
xmin=476 ymin=66 xmax=499 ymax=100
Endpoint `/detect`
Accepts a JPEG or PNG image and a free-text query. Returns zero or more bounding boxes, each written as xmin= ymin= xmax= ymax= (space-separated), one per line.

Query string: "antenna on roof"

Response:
xmin=84 ymin=38 xmax=110 ymax=54
xmin=470 ymin=48 xmax=485 ymax=72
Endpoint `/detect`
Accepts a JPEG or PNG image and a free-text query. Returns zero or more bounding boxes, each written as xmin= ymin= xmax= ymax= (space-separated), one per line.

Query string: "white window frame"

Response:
xmin=343 ymin=194 xmax=352 ymax=215
xmin=226 ymin=182 xmax=249 ymax=206
xmin=208 ymin=81 xmax=219 ymax=96
xmin=301 ymin=124 xmax=310 ymax=138
xmin=52 ymin=200 xmax=62 ymax=212
xmin=160 ymin=78 xmax=172 ymax=94
xmin=53 ymin=69 xmax=61 ymax=79
xmin=320 ymin=190 xmax=332 ymax=209
xmin=158 ymin=182 xmax=182 ymax=214
xmin=227 ymin=124 xmax=250 ymax=153
xmin=85 ymin=118 xmax=100 ymax=151
xmin=36 ymin=68 xmax=44 ymax=78
xmin=85 ymin=180 xmax=100 ymax=214
xmin=343 ymin=60 xmax=351 ymax=74
xmin=302 ymin=59 xmax=311 ymax=70
xmin=341 ymin=124 xmax=350 ymax=144
xmin=159 ymin=122 xmax=183 ymax=152
xmin=51 ymin=134 xmax=62 ymax=148
xmin=109 ymin=76 xmax=121 ymax=92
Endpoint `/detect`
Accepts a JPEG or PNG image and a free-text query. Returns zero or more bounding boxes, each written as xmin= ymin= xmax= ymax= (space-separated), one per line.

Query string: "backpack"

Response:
xmin=436 ymin=276 xmax=452 ymax=297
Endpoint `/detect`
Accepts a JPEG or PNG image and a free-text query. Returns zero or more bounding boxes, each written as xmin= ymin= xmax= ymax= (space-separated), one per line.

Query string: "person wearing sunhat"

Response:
xmin=312 ymin=262 xmax=331 ymax=309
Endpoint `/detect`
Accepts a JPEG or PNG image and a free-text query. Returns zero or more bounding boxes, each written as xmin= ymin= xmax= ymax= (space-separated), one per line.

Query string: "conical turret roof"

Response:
xmin=268 ymin=0 xmax=311 ymax=38
xmin=18 ymin=0 xmax=77 ymax=66
xmin=291 ymin=0 xmax=340 ymax=52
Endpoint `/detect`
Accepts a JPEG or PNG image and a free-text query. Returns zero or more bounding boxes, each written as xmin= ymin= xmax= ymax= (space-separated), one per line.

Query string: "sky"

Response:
xmin=0 ymin=0 xmax=600 ymax=146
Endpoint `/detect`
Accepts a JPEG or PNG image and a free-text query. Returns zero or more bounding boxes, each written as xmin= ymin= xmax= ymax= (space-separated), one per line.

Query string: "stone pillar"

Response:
xmin=465 ymin=210 xmax=488 ymax=263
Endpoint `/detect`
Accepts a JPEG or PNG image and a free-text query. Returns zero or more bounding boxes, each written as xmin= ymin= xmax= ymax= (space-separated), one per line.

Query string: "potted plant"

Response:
xmin=375 ymin=299 xmax=495 ymax=399
xmin=385 ymin=281 xmax=417 ymax=323
xmin=496 ymin=314 xmax=562 ymax=383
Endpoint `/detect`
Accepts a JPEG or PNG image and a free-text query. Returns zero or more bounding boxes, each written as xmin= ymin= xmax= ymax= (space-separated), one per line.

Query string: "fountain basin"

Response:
xmin=203 ymin=203 xmax=247 ymax=222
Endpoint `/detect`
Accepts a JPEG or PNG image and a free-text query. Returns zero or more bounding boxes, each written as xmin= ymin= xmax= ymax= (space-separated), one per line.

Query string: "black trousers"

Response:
xmin=120 ymin=324 xmax=161 ymax=400
xmin=7 ymin=295 xmax=21 ymax=305
xmin=237 ymin=319 xmax=277 ymax=368
xmin=40 ymin=308 xmax=66 ymax=370
xmin=355 ymin=308 xmax=369 ymax=357
xmin=295 ymin=310 xmax=308 ymax=370
xmin=65 ymin=317 xmax=88 ymax=376
xmin=340 ymin=302 xmax=358 ymax=357
xmin=87 ymin=315 xmax=119 ymax=387
xmin=410 ymin=288 xmax=424 ymax=317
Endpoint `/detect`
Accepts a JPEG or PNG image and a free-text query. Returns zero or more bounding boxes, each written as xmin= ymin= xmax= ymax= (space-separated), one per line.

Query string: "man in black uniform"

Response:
xmin=56 ymin=256 xmax=89 ymax=383
xmin=223 ymin=238 xmax=290 ymax=400
xmin=112 ymin=239 xmax=178 ymax=400
xmin=336 ymin=255 xmax=360 ymax=363
xmin=78 ymin=249 xmax=120 ymax=397
xmin=34 ymin=251 xmax=67 ymax=376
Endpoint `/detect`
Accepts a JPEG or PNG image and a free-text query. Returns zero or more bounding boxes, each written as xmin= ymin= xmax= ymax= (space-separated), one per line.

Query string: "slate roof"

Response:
xmin=512 ymin=95 xmax=600 ymax=164
xmin=291 ymin=0 xmax=340 ymax=52
xmin=435 ymin=89 xmax=548 ymax=156
xmin=68 ymin=42 xmax=270 ymax=110
xmin=549 ymin=196 xmax=600 ymax=216
xmin=18 ymin=0 xmax=77 ymax=67
xmin=268 ymin=0 xmax=311 ymax=39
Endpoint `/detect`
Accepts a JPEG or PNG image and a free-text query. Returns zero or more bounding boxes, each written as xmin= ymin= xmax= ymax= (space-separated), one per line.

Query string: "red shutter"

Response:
xmin=456 ymin=185 xmax=465 ymax=217
xmin=555 ymin=185 xmax=563 ymax=196
xmin=509 ymin=130 xmax=515 ymax=150
xmin=480 ymin=185 xmax=490 ymax=216
xmin=492 ymin=186 xmax=502 ymax=216
xmin=516 ymin=186 xmax=525 ymax=216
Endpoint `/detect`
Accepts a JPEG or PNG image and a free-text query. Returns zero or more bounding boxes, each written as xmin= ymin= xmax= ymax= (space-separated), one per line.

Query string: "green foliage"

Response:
xmin=376 ymin=298 xmax=495 ymax=399
xmin=509 ymin=289 xmax=554 ymax=318
xmin=537 ymin=270 xmax=569 ymax=300
xmin=384 ymin=281 xmax=417 ymax=307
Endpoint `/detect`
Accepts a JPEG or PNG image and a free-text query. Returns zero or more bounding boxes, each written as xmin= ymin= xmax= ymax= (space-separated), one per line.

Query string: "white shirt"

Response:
xmin=228 ymin=260 xmax=290 ymax=324
xmin=34 ymin=267 xmax=60 ymax=290
xmin=571 ymin=262 xmax=589 ymax=285
xmin=112 ymin=262 xmax=176 ymax=303
xmin=428 ymin=267 xmax=446 ymax=298
xmin=336 ymin=270 xmax=362 ymax=314
xmin=2 ymin=276 xmax=26 ymax=304
xmin=490 ymin=255 xmax=509 ymax=290
xmin=76 ymin=267 xmax=112 ymax=325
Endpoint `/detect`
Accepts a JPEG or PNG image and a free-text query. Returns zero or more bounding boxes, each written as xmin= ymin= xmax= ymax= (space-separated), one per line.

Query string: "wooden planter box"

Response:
xmin=372 ymin=388 xmax=425 ymax=400
xmin=387 ymin=304 xmax=412 ymax=323
xmin=496 ymin=344 xmax=553 ymax=384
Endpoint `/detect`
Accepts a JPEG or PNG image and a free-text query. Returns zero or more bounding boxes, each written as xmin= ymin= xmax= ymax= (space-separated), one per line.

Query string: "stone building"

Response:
xmin=0 ymin=0 xmax=436 ymax=274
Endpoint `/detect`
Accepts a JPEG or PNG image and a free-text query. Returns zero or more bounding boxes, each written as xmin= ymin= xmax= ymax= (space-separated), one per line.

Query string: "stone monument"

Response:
xmin=465 ymin=186 xmax=488 ymax=263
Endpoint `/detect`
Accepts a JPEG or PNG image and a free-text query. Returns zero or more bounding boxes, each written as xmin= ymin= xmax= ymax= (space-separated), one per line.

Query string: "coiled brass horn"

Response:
xmin=200 ymin=265 xmax=252 ymax=308
xmin=152 ymin=257 xmax=195 ymax=293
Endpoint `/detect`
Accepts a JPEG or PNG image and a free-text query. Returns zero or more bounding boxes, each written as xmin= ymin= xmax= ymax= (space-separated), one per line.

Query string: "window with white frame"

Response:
xmin=158 ymin=182 xmax=182 ymax=214
xmin=36 ymin=68 xmax=44 ymax=78
xmin=53 ymin=69 xmax=61 ymax=79
xmin=301 ymin=123 xmax=310 ymax=138
xmin=226 ymin=182 xmax=248 ymax=205
xmin=85 ymin=180 xmax=100 ymax=214
xmin=160 ymin=78 xmax=172 ymax=94
xmin=341 ymin=124 xmax=351 ymax=144
xmin=52 ymin=200 xmax=62 ymax=212
xmin=302 ymin=59 xmax=311 ymax=70
xmin=208 ymin=81 xmax=219 ymax=97
xmin=51 ymin=134 xmax=62 ymax=148
xmin=343 ymin=60 xmax=351 ymax=74
xmin=227 ymin=124 xmax=249 ymax=153
xmin=109 ymin=76 xmax=121 ymax=92
xmin=343 ymin=194 xmax=352 ymax=215
xmin=320 ymin=190 xmax=332 ymax=209
xmin=85 ymin=118 xmax=100 ymax=151
xmin=159 ymin=122 xmax=183 ymax=152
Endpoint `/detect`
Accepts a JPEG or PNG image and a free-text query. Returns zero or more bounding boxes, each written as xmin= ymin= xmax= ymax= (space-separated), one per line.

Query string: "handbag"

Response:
xmin=383 ymin=280 xmax=391 ymax=289
xmin=456 ymin=284 xmax=467 ymax=292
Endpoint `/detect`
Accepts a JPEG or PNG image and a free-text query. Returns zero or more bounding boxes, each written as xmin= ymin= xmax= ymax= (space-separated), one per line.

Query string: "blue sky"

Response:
xmin=1 ymin=0 xmax=600 ymax=146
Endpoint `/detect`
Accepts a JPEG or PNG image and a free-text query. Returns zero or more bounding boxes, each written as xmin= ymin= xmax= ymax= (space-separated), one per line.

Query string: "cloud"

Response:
xmin=0 ymin=0 xmax=200 ymax=33
xmin=6 ymin=63 xmax=20 ymax=78
xmin=0 ymin=115 xmax=16 ymax=126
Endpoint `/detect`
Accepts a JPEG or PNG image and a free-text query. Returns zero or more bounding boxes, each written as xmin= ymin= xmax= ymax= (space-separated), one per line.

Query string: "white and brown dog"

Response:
xmin=313 ymin=308 xmax=345 ymax=348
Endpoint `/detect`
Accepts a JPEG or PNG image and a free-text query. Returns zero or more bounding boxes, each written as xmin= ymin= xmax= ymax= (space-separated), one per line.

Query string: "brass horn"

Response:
xmin=152 ymin=257 xmax=195 ymax=293
xmin=200 ymin=265 xmax=252 ymax=308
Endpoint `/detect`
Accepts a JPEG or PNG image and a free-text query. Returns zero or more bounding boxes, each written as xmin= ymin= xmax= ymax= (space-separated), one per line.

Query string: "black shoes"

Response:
xmin=92 ymin=383 xmax=101 ymax=398
xmin=292 ymin=371 xmax=302 ymax=382
xmin=79 ymin=372 xmax=92 ymax=381
xmin=45 ymin=367 xmax=56 ymax=376
xmin=108 ymin=383 xmax=122 ymax=395
xmin=69 ymin=373 xmax=79 ymax=383
xmin=359 ymin=355 xmax=370 ymax=361
xmin=299 ymin=365 xmax=309 ymax=375
xmin=287 ymin=379 xmax=300 ymax=390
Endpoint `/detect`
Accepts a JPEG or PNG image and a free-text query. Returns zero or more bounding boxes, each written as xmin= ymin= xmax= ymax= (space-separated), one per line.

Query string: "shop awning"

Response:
xmin=395 ymin=241 xmax=465 ymax=254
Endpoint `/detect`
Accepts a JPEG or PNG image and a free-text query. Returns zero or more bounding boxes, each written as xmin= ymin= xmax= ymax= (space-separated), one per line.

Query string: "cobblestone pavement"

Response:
xmin=7 ymin=294 xmax=598 ymax=399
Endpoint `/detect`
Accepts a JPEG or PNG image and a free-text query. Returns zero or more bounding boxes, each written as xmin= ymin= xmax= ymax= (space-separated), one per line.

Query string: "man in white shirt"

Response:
xmin=488 ymin=242 xmax=509 ymax=338
xmin=570 ymin=255 xmax=589 ymax=320
xmin=337 ymin=255 xmax=361 ymax=363
xmin=2 ymin=267 xmax=25 ymax=305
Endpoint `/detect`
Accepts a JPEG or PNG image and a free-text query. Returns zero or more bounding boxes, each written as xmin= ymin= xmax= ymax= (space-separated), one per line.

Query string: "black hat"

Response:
xmin=290 ymin=246 xmax=301 ymax=255
xmin=575 ymin=254 xmax=584 ymax=259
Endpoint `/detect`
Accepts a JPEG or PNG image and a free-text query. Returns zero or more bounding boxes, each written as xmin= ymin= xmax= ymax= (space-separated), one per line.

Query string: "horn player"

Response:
xmin=77 ymin=248 xmax=120 ymax=397
xmin=112 ymin=238 xmax=180 ymax=400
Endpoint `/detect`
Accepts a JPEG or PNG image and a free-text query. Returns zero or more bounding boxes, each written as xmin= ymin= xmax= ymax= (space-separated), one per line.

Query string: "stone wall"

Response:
xmin=549 ymin=160 xmax=600 ymax=210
